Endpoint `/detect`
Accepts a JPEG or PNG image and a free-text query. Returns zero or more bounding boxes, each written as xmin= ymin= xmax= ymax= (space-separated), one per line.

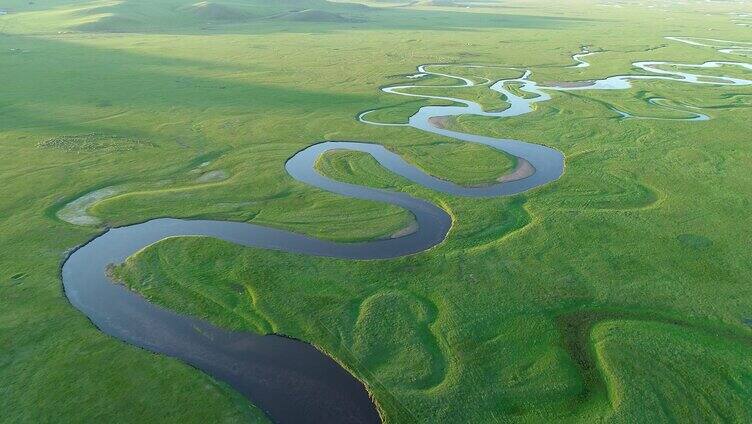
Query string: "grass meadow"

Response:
xmin=2 ymin=0 xmax=751 ymax=422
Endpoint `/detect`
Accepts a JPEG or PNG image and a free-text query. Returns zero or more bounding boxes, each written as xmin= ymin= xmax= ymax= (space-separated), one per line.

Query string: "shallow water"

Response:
xmin=666 ymin=36 xmax=752 ymax=57
xmin=569 ymin=48 xmax=596 ymax=68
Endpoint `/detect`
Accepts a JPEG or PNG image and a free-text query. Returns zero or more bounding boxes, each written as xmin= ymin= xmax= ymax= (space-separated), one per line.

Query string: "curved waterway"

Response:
xmin=568 ymin=47 xmax=597 ymax=68
xmin=666 ymin=36 xmax=752 ymax=57
xmin=62 ymin=41 xmax=752 ymax=423
xmin=610 ymin=98 xmax=710 ymax=121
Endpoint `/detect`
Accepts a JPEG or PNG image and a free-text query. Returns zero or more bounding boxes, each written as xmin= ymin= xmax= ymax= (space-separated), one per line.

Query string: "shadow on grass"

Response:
xmin=555 ymin=307 xmax=752 ymax=405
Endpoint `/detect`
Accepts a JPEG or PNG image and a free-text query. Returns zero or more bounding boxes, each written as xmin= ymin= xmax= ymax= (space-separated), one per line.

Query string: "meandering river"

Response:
xmin=61 ymin=39 xmax=752 ymax=423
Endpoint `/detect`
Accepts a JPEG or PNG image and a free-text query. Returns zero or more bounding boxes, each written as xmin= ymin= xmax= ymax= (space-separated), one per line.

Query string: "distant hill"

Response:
xmin=70 ymin=0 xmax=370 ymax=32
xmin=74 ymin=14 xmax=143 ymax=33
xmin=414 ymin=0 xmax=466 ymax=6
xmin=182 ymin=1 xmax=249 ymax=21
xmin=266 ymin=9 xmax=365 ymax=23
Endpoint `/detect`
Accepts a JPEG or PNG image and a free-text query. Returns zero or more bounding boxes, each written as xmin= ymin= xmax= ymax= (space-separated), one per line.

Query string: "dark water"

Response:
xmin=62 ymin=68 xmax=566 ymax=423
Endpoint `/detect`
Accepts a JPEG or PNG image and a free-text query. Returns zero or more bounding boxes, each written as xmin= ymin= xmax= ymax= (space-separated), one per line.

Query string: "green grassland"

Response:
xmin=2 ymin=0 xmax=752 ymax=422
xmin=316 ymin=142 xmax=517 ymax=189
